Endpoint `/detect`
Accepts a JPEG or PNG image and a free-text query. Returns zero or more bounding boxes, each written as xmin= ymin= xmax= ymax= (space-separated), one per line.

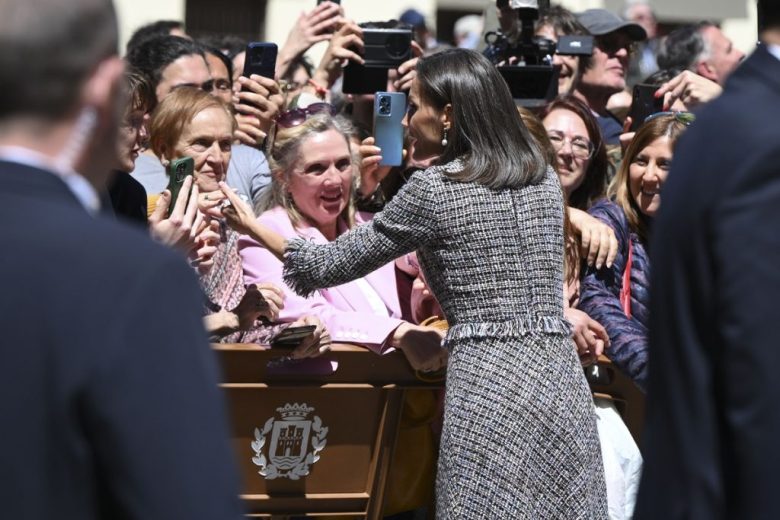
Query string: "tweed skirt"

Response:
xmin=435 ymin=327 xmax=608 ymax=519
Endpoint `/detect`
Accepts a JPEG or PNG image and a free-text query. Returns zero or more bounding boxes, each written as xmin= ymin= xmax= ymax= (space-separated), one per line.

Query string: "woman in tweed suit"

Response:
xmin=221 ymin=49 xmax=608 ymax=518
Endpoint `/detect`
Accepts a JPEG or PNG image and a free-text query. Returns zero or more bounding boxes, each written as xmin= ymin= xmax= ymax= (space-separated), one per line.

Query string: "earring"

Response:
xmin=441 ymin=127 xmax=449 ymax=147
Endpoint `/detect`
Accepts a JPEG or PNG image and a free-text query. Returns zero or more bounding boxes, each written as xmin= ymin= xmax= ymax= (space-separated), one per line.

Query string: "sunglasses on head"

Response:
xmin=275 ymin=103 xmax=335 ymax=129
xmin=643 ymin=111 xmax=696 ymax=126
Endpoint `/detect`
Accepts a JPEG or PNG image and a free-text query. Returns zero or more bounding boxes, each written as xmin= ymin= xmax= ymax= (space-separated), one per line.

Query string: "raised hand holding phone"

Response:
xmin=242 ymin=42 xmax=278 ymax=79
xmin=165 ymin=156 xmax=194 ymax=217
xmin=373 ymin=91 xmax=406 ymax=166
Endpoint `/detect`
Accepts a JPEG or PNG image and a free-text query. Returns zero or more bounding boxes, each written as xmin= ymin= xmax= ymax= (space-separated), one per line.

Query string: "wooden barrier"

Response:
xmin=215 ymin=343 xmax=444 ymax=519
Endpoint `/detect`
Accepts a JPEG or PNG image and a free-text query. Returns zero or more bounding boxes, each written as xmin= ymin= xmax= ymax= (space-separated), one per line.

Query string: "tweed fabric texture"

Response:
xmin=284 ymin=159 xmax=607 ymax=518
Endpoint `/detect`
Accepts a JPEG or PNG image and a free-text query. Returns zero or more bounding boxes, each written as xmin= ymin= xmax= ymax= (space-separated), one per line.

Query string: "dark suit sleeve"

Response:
xmin=83 ymin=255 xmax=244 ymax=520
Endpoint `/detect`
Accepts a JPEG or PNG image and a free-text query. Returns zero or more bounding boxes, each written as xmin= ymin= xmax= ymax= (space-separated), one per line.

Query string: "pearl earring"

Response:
xmin=441 ymin=128 xmax=449 ymax=147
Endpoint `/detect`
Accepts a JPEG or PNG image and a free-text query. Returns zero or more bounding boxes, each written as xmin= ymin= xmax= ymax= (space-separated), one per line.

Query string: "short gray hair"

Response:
xmin=0 ymin=0 xmax=118 ymax=121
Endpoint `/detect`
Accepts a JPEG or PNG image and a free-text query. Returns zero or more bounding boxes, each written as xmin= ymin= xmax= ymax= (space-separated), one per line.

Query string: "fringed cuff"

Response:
xmin=282 ymin=237 xmax=319 ymax=298
xmin=447 ymin=315 xmax=572 ymax=342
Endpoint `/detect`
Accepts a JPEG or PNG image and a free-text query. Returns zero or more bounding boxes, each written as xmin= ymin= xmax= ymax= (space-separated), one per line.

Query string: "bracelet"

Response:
xmin=307 ymin=78 xmax=328 ymax=99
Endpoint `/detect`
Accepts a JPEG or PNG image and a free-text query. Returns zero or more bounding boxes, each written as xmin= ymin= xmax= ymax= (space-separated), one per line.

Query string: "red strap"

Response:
xmin=620 ymin=240 xmax=633 ymax=318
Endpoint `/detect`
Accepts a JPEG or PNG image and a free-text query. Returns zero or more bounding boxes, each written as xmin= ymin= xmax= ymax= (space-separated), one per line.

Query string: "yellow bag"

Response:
xmin=383 ymin=316 xmax=449 ymax=516
xmin=382 ymin=388 xmax=441 ymax=516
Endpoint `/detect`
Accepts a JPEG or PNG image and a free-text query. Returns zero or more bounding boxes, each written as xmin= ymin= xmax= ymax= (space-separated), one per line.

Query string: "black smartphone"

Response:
xmin=317 ymin=0 xmax=340 ymax=4
xmin=242 ymin=42 xmax=278 ymax=79
xmin=165 ymin=156 xmax=194 ymax=217
xmin=270 ymin=325 xmax=317 ymax=348
xmin=373 ymin=92 xmax=405 ymax=166
xmin=629 ymin=84 xmax=664 ymax=131
xmin=342 ymin=64 xmax=388 ymax=95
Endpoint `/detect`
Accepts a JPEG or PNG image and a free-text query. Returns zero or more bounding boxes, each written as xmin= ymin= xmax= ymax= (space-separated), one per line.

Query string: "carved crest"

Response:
xmin=251 ymin=403 xmax=328 ymax=480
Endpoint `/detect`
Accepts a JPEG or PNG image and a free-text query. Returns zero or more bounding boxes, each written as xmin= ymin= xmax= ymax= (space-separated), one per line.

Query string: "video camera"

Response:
xmin=485 ymin=0 xmax=593 ymax=106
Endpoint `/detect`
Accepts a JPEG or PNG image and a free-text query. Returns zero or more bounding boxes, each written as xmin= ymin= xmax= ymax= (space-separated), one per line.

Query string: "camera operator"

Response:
xmin=534 ymin=6 xmax=590 ymax=96
xmin=485 ymin=2 xmax=594 ymax=106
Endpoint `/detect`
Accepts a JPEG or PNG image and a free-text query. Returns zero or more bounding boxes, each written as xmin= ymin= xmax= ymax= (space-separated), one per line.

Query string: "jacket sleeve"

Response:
xmin=578 ymin=202 xmax=649 ymax=391
xmin=85 ymin=255 xmax=244 ymax=520
xmin=282 ymin=169 xmax=438 ymax=297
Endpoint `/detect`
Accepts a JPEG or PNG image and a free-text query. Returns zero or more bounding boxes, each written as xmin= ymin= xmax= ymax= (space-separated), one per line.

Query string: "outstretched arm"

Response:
xmin=224 ymin=170 xmax=437 ymax=297
xmin=219 ymin=182 xmax=289 ymax=261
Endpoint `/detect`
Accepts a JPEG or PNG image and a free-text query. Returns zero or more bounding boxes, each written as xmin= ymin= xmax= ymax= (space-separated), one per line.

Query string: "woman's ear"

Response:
xmin=158 ymin=147 xmax=170 ymax=168
xmin=441 ymin=103 xmax=453 ymax=130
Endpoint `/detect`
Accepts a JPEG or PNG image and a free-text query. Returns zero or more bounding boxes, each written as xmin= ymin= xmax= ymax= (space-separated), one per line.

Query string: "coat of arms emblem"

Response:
xmin=251 ymin=403 xmax=328 ymax=480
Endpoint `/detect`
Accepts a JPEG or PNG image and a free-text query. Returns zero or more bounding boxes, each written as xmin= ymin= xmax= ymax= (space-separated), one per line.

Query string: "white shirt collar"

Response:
xmin=768 ymin=44 xmax=780 ymax=62
xmin=0 ymin=146 xmax=101 ymax=214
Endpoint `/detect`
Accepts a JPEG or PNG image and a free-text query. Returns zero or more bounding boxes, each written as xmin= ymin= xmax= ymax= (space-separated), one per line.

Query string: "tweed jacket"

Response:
xmin=283 ymin=158 xmax=608 ymax=519
xmin=579 ymin=199 xmax=651 ymax=391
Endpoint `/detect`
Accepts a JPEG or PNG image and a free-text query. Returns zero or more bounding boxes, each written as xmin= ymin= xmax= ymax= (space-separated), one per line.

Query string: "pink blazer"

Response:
xmin=238 ymin=206 xmax=404 ymax=353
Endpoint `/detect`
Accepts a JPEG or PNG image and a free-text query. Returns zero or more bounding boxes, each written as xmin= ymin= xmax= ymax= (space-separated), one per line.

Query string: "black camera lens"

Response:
xmin=385 ymin=34 xmax=410 ymax=60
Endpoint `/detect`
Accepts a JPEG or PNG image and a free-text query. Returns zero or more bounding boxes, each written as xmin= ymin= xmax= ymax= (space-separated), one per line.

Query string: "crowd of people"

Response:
xmin=3 ymin=0 xmax=780 ymax=518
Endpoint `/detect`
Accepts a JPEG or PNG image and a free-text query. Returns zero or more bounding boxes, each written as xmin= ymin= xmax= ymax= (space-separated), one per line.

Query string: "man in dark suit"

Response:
xmin=636 ymin=1 xmax=780 ymax=518
xmin=0 ymin=0 xmax=243 ymax=518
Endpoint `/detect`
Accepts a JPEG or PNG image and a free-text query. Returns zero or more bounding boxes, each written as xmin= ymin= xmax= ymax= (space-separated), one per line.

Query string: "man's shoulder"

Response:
xmin=229 ymin=144 xmax=269 ymax=171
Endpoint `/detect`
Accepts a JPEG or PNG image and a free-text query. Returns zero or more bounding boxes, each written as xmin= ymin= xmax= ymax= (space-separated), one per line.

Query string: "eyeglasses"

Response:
xmin=547 ymin=131 xmax=595 ymax=160
xmin=275 ymin=102 xmax=335 ymax=128
xmin=643 ymin=111 xmax=696 ymax=126
xmin=595 ymin=34 xmax=637 ymax=56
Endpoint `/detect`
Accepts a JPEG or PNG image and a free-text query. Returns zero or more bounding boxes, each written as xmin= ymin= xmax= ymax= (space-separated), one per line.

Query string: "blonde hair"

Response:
xmin=609 ymin=114 xmax=688 ymax=243
xmin=149 ymin=86 xmax=236 ymax=160
xmin=257 ymin=113 xmax=359 ymax=230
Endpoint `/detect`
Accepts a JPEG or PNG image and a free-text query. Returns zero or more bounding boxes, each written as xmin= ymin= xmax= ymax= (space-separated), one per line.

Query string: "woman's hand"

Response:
xmin=231 ymin=283 xmax=285 ymax=330
xmin=392 ymin=322 xmax=448 ymax=373
xmin=359 ymin=136 xmax=394 ymax=196
xmin=233 ymin=75 xmax=284 ymax=145
xmin=392 ymin=40 xmax=423 ymax=92
xmin=149 ymin=176 xmax=207 ymax=252
xmin=288 ymin=315 xmax=333 ymax=359
xmin=219 ymin=182 xmax=288 ymax=261
xmin=565 ymin=307 xmax=609 ymax=367
xmin=277 ymin=1 xmax=344 ymax=76
xmin=311 ymin=22 xmax=364 ymax=89
xmin=656 ymin=70 xmax=722 ymax=111
xmin=568 ymin=207 xmax=618 ymax=269
xmin=217 ymin=183 xmax=256 ymax=235
xmin=189 ymin=218 xmax=221 ymax=275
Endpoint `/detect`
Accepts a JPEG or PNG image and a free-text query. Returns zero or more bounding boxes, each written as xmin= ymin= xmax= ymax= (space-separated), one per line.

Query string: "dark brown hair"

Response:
xmin=415 ymin=49 xmax=548 ymax=189
xmin=541 ymin=95 xmax=609 ymax=211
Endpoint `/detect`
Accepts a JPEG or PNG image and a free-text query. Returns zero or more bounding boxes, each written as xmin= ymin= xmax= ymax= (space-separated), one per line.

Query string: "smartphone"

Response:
xmin=629 ymin=84 xmax=664 ymax=131
xmin=317 ymin=0 xmax=340 ymax=4
xmin=165 ymin=156 xmax=194 ymax=217
xmin=342 ymin=63 xmax=388 ymax=95
xmin=270 ymin=325 xmax=317 ymax=348
xmin=373 ymin=92 xmax=406 ymax=167
xmin=242 ymin=42 xmax=278 ymax=79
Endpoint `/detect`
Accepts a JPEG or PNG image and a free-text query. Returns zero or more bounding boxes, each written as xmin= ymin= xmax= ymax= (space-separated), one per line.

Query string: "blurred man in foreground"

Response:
xmin=0 ymin=0 xmax=244 ymax=518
